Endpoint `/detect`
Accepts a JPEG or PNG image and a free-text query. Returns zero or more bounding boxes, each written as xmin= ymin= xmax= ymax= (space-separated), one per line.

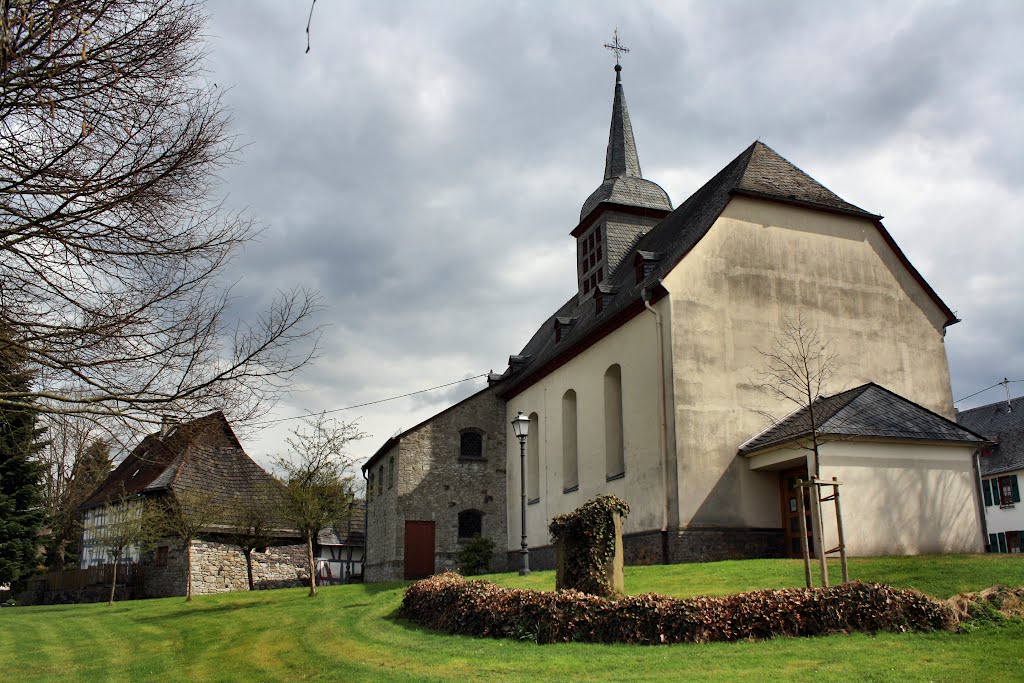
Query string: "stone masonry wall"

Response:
xmin=365 ymin=386 xmax=508 ymax=581
xmin=144 ymin=538 xmax=308 ymax=597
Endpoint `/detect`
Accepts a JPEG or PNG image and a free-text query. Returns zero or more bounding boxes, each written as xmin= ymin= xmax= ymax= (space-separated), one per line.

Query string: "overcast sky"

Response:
xmin=199 ymin=0 xmax=1024 ymax=468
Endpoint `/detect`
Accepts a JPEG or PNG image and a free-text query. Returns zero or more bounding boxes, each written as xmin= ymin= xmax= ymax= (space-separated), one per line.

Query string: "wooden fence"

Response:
xmin=34 ymin=562 xmax=145 ymax=592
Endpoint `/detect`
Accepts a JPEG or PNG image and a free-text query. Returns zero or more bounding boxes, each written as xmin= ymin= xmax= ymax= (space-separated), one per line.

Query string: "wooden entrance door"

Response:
xmin=404 ymin=520 xmax=435 ymax=580
xmin=780 ymin=467 xmax=813 ymax=559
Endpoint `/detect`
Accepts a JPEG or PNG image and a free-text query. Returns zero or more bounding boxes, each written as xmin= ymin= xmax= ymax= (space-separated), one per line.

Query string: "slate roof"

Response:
xmin=738 ymin=383 xmax=985 ymax=455
xmin=580 ymin=68 xmax=672 ymax=222
xmin=958 ymin=396 xmax=1024 ymax=476
xmin=79 ymin=412 xmax=280 ymax=515
xmin=497 ymin=137 xmax=959 ymax=399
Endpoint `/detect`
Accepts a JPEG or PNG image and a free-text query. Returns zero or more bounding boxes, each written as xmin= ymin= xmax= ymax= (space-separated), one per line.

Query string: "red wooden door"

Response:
xmin=780 ymin=467 xmax=813 ymax=559
xmin=404 ymin=520 xmax=435 ymax=580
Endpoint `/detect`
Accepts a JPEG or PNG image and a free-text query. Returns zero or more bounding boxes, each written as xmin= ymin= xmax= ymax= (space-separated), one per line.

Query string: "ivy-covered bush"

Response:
xmin=399 ymin=573 xmax=954 ymax=645
xmin=548 ymin=495 xmax=630 ymax=596
xmin=456 ymin=536 xmax=495 ymax=576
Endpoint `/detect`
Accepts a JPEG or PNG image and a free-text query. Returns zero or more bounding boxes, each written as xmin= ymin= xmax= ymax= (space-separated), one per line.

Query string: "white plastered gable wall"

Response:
xmin=659 ymin=195 xmax=959 ymax=533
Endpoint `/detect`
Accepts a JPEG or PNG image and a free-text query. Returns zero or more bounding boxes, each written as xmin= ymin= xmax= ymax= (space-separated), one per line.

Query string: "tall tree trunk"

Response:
xmin=185 ymin=540 xmax=193 ymax=601
xmin=108 ymin=553 xmax=119 ymax=606
xmin=306 ymin=533 xmax=317 ymax=597
xmin=245 ymin=547 xmax=255 ymax=591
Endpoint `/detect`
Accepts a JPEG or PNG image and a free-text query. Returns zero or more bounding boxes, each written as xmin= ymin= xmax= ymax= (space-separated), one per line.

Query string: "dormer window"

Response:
xmin=634 ymin=250 xmax=663 ymax=284
xmin=554 ymin=317 xmax=577 ymax=343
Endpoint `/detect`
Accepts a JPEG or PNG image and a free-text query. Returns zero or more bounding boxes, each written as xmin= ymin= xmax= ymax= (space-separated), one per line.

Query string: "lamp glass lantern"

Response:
xmin=511 ymin=411 xmax=530 ymax=441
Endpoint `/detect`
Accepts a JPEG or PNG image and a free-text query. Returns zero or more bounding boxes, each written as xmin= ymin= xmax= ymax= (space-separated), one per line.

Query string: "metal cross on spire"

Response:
xmin=603 ymin=29 xmax=630 ymax=66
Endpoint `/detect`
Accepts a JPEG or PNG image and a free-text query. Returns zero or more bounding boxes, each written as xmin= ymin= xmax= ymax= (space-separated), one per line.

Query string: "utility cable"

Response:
xmin=253 ymin=373 xmax=489 ymax=426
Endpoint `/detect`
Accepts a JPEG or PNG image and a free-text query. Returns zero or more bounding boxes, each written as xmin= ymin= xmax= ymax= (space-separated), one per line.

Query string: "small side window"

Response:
xmin=459 ymin=430 xmax=484 ymax=460
xmin=458 ymin=509 xmax=483 ymax=540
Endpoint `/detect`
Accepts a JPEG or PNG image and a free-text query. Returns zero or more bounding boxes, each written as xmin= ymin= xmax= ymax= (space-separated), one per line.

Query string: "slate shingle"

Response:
xmin=738 ymin=383 xmax=985 ymax=455
xmin=958 ymin=397 xmax=1024 ymax=476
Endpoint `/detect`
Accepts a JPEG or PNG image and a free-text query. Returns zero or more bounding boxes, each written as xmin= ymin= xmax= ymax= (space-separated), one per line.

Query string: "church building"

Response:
xmin=362 ymin=57 xmax=985 ymax=582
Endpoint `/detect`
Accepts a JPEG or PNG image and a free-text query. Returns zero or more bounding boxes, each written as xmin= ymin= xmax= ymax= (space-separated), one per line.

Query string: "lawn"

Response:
xmin=1 ymin=555 xmax=1022 ymax=682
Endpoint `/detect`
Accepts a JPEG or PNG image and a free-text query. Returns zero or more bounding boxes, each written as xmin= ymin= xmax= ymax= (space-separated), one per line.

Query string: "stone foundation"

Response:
xmin=507 ymin=526 xmax=785 ymax=572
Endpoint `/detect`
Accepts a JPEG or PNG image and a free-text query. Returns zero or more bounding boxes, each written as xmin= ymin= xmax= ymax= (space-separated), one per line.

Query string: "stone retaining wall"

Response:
xmin=144 ymin=538 xmax=308 ymax=598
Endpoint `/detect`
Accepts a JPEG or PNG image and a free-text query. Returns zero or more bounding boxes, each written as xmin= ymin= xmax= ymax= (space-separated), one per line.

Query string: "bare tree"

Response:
xmin=39 ymin=416 xmax=112 ymax=570
xmin=91 ymin=490 xmax=161 ymax=606
xmin=0 ymin=1 xmax=320 ymax=431
xmin=274 ymin=414 xmax=365 ymax=597
xmin=156 ymin=489 xmax=223 ymax=601
xmin=227 ymin=486 xmax=280 ymax=591
xmin=754 ymin=312 xmax=840 ymax=477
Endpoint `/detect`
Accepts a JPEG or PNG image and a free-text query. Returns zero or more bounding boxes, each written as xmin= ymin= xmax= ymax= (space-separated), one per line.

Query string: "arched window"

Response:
xmin=377 ymin=464 xmax=384 ymax=495
xmin=367 ymin=472 xmax=374 ymax=502
xmin=457 ymin=509 xmax=483 ymax=540
xmin=388 ymin=456 xmax=395 ymax=489
xmin=562 ymin=389 xmax=578 ymax=491
xmin=459 ymin=430 xmax=484 ymax=460
xmin=605 ymin=364 xmax=625 ymax=479
xmin=527 ymin=412 xmax=540 ymax=502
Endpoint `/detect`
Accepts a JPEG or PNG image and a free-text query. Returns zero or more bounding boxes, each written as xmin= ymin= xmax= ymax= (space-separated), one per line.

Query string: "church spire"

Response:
xmin=602 ymin=31 xmax=642 ymax=180
xmin=603 ymin=65 xmax=642 ymax=180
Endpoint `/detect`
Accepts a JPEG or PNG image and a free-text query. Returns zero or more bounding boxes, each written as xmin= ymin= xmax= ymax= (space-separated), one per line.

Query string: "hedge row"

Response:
xmin=399 ymin=573 xmax=954 ymax=645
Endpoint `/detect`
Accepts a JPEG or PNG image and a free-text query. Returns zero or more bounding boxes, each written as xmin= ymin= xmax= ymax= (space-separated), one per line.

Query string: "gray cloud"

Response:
xmin=200 ymin=0 xmax=1024 ymax=460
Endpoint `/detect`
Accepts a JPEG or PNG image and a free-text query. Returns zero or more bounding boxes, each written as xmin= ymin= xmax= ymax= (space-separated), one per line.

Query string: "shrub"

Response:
xmin=399 ymin=573 xmax=954 ymax=645
xmin=548 ymin=495 xmax=629 ymax=596
xmin=456 ymin=536 xmax=495 ymax=576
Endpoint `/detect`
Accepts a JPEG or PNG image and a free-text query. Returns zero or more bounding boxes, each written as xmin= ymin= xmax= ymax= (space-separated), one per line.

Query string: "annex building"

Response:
xmin=362 ymin=61 xmax=985 ymax=581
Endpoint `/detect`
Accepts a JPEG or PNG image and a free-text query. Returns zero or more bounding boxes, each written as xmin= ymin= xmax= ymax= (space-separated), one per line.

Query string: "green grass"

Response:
xmin=2 ymin=555 xmax=1022 ymax=682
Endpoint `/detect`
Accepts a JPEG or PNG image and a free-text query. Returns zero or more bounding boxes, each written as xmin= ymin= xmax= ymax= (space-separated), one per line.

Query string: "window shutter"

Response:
xmin=1012 ymin=474 xmax=1021 ymax=503
xmin=998 ymin=532 xmax=1007 ymax=553
xmin=989 ymin=533 xmax=998 ymax=552
xmin=983 ymin=479 xmax=993 ymax=507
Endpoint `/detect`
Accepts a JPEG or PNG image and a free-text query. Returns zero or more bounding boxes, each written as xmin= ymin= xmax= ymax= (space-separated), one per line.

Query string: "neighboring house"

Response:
xmin=79 ymin=412 xmax=309 ymax=597
xmin=362 ymin=62 xmax=984 ymax=578
xmin=958 ymin=396 xmax=1024 ymax=553
xmin=315 ymin=502 xmax=366 ymax=584
xmin=363 ymin=386 xmax=506 ymax=581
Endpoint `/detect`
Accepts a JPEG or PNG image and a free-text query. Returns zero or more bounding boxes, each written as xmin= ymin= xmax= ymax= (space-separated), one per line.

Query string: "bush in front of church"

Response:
xmin=456 ymin=536 xmax=495 ymax=576
xmin=398 ymin=572 xmax=954 ymax=645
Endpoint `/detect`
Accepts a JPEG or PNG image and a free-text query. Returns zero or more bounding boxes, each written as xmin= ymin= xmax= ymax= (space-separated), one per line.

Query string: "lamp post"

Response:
xmin=511 ymin=411 xmax=531 ymax=576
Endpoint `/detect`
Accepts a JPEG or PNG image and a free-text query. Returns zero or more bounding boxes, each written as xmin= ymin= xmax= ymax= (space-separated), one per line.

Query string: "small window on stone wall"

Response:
xmin=459 ymin=430 xmax=484 ymax=460
xmin=388 ymin=456 xmax=395 ymax=489
xmin=368 ymin=473 xmax=375 ymax=502
xmin=377 ymin=464 xmax=384 ymax=495
xmin=155 ymin=546 xmax=168 ymax=566
xmin=458 ymin=509 xmax=483 ymax=540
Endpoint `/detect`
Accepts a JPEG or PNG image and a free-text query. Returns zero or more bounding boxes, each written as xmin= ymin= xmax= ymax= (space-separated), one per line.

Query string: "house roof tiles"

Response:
xmin=958 ymin=396 xmax=1024 ymax=476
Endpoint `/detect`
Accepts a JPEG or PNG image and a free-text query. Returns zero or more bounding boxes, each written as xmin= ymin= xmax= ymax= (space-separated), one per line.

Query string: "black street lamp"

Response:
xmin=511 ymin=411 xmax=531 ymax=576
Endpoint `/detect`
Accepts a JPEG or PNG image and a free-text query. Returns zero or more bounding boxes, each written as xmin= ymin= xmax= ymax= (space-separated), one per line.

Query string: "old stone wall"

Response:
xmin=365 ymin=386 xmax=508 ymax=581
xmin=144 ymin=538 xmax=307 ymax=597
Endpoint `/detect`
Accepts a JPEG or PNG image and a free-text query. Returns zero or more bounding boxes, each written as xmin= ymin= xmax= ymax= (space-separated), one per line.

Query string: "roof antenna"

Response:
xmin=1003 ymin=377 xmax=1012 ymax=413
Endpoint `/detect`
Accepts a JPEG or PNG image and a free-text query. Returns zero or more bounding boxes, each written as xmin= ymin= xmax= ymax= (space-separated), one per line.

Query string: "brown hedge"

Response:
xmin=399 ymin=573 xmax=954 ymax=645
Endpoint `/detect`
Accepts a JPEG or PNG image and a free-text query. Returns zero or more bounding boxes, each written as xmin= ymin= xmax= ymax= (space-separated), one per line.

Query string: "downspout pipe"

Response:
xmin=642 ymin=285 xmax=671 ymax=563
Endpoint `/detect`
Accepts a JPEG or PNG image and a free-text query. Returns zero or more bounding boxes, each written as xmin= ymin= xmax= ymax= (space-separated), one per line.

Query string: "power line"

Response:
xmin=254 ymin=373 xmax=489 ymax=426
xmin=954 ymin=378 xmax=1023 ymax=404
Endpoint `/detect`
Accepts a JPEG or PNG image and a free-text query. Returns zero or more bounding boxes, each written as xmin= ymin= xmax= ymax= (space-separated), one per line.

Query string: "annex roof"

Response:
xmin=958 ymin=396 xmax=1024 ymax=476
xmin=738 ymin=383 xmax=986 ymax=455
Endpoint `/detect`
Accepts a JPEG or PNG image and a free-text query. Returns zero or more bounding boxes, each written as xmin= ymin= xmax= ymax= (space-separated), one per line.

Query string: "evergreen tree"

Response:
xmin=0 ymin=337 xmax=46 ymax=587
